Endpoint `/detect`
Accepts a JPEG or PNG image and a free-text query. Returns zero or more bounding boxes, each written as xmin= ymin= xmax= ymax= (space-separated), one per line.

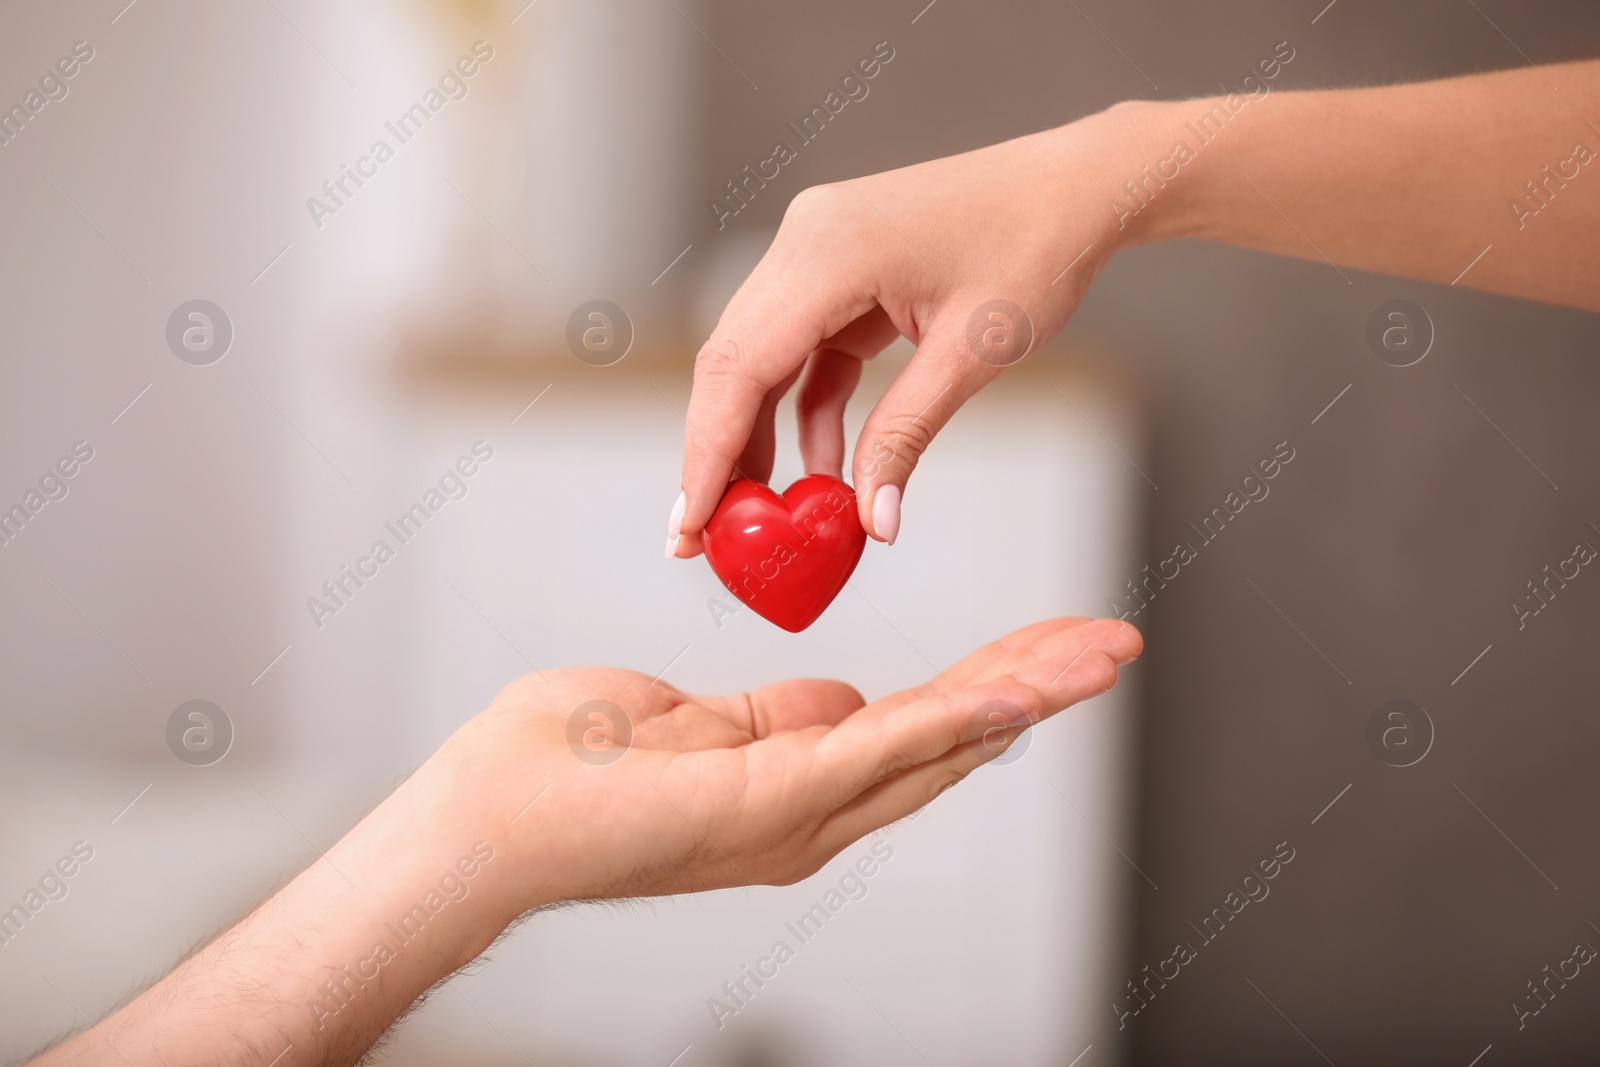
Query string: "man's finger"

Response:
xmin=807 ymin=647 xmax=1127 ymax=849
xmin=807 ymin=736 xmax=999 ymax=853
xmin=987 ymin=618 xmax=1141 ymax=691
xmin=818 ymin=679 xmax=1043 ymax=803
xmin=860 ymin=616 xmax=1090 ymax=718
xmin=814 ymin=626 xmax=1125 ymax=801
xmin=692 ymin=678 xmax=866 ymax=738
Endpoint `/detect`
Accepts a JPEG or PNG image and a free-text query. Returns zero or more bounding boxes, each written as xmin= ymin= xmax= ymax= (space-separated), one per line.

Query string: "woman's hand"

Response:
xmin=669 ymin=102 xmax=1187 ymax=556
xmin=670 ymin=59 xmax=1600 ymax=557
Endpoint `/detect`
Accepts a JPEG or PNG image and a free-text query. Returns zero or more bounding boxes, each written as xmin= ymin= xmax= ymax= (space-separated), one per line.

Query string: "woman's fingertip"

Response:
xmin=677 ymin=529 xmax=706 ymax=559
xmin=667 ymin=490 xmax=686 ymax=539
xmin=871 ymin=484 xmax=902 ymax=545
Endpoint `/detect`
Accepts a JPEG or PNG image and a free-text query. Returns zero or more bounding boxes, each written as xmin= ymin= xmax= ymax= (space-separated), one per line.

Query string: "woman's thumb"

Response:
xmin=850 ymin=323 xmax=999 ymax=544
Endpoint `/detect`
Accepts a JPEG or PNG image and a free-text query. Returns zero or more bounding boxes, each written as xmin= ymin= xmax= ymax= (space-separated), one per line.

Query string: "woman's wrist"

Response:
xmin=1073 ymin=92 xmax=1283 ymax=251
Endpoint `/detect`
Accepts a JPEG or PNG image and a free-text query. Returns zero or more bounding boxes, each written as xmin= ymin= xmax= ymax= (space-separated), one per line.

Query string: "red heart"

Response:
xmin=702 ymin=475 xmax=868 ymax=633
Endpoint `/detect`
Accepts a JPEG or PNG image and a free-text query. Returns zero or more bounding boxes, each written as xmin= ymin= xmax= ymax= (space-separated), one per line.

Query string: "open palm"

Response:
xmin=442 ymin=616 xmax=1141 ymax=915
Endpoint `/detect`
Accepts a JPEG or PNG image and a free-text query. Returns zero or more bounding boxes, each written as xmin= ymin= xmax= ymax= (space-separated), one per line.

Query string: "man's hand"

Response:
xmin=32 ymin=617 xmax=1139 ymax=1067
xmin=447 ymin=615 xmax=1140 ymax=916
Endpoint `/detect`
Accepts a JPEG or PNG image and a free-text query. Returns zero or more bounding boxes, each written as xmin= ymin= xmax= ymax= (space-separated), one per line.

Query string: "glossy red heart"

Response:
xmin=702 ymin=475 xmax=867 ymax=633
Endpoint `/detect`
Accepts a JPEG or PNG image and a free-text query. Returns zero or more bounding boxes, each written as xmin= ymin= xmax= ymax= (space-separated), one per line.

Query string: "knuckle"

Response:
xmin=927 ymin=768 xmax=966 ymax=803
xmin=877 ymin=750 xmax=918 ymax=781
xmin=871 ymin=418 xmax=935 ymax=467
xmin=881 ymin=414 xmax=935 ymax=454
xmin=694 ymin=336 xmax=747 ymax=381
xmin=491 ymin=674 xmax=551 ymax=710
xmin=854 ymin=436 xmax=903 ymax=482
xmin=693 ymin=338 xmax=774 ymax=405
xmin=782 ymin=184 xmax=877 ymax=253
xmin=941 ymin=691 xmax=980 ymax=748
xmin=796 ymin=370 xmax=842 ymax=418
xmin=1085 ymin=651 xmax=1119 ymax=692
xmin=782 ymin=182 xmax=843 ymax=226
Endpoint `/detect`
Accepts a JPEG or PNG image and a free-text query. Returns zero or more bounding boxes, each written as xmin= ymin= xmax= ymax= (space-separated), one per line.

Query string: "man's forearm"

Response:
xmin=34 ymin=755 xmax=512 ymax=1067
xmin=1142 ymin=59 xmax=1600 ymax=309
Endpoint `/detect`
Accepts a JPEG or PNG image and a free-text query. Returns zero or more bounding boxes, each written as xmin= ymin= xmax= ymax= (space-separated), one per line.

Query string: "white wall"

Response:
xmin=0 ymin=2 xmax=1145 ymax=1063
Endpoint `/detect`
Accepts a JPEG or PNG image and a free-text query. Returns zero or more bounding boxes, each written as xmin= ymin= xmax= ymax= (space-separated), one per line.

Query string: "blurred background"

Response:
xmin=2 ymin=1 xmax=1599 ymax=1065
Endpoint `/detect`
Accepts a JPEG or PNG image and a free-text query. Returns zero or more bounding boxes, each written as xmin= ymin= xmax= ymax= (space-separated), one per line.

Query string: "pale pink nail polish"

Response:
xmin=665 ymin=535 xmax=680 ymax=560
xmin=667 ymin=491 xmax=686 ymax=539
xmin=872 ymin=484 xmax=901 ymax=545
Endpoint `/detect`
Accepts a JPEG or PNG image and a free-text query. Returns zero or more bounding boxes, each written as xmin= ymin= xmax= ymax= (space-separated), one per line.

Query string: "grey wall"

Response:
xmin=701 ymin=2 xmax=1600 ymax=1063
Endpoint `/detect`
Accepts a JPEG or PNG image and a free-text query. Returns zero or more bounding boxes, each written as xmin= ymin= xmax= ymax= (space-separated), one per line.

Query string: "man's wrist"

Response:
xmin=257 ymin=782 xmax=514 ymax=1044
xmin=331 ymin=746 xmax=533 ymax=967
xmin=196 ymin=756 xmax=526 ymax=1058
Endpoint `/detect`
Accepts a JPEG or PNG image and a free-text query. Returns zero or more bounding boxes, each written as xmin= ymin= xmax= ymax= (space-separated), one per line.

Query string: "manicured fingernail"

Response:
xmin=664 ymin=536 xmax=680 ymax=560
xmin=871 ymin=484 xmax=901 ymax=545
xmin=667 ymin=491 xmax=686 ymax=539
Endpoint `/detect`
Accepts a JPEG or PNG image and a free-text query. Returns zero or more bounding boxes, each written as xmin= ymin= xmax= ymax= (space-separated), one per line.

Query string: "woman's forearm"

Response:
xmin=1141 ymin=59 xmax=1600 ymax=309
xmin=670 ymin=58 xmax=1600 ymax=542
